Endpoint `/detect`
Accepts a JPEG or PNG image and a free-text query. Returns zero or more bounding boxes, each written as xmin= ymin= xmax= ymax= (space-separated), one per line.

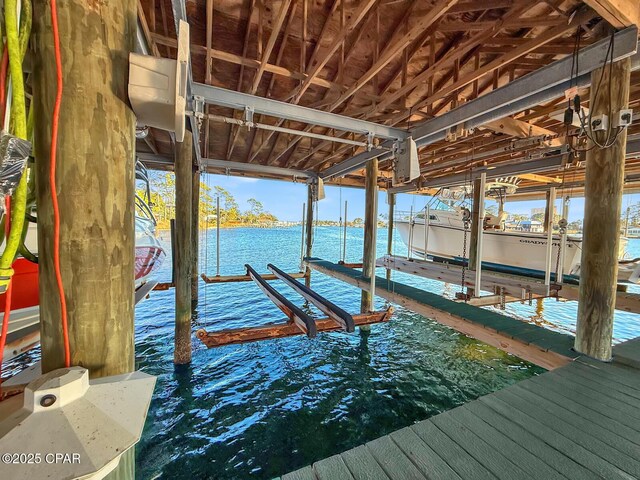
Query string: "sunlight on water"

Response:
xmin=6 ymin=227 xmax=639 ymax=479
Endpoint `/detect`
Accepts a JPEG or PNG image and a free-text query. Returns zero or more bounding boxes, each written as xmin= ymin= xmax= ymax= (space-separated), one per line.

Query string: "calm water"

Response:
xmin=132 ymin=227 xmax=640 ymax=479
xmin=4 ymin=227 xmax=639 ymax=479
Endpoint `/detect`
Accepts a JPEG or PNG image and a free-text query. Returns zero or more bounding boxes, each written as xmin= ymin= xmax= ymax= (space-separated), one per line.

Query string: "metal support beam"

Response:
xmin=320 ymin=28 xmax=639 ymax=180
xmin=191 ymin=82 xmax=407 ymax=141
xmin=389 ymin=155 xmax=566 ymax=194
xmin=202 ymin=157 xmax=316 ymax=179
xmin=410 ymin=27 xmax=638 ymax=146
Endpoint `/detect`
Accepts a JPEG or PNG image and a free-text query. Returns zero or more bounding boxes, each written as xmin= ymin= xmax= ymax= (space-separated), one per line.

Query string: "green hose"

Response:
xmin=0 ymin=0 xmax=31 ymax=288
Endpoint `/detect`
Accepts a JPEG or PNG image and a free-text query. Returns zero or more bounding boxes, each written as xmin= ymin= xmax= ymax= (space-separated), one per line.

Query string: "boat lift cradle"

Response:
xmin=196 ymin=264 xmax=392 ymax=348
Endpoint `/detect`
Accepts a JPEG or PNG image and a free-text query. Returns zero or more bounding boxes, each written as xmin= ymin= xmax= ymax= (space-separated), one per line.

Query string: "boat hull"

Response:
xmin=397 ymin=220 xmax=583 ymax=276
xmin=1 ymin=219 xmax=165 ymax=362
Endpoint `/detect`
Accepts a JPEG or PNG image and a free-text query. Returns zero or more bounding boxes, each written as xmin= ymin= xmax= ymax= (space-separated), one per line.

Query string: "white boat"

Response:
xmin=2 ymin=162 xmax=165 ymax=362
xmin=396 ymin=203 xmax=633 ymax=281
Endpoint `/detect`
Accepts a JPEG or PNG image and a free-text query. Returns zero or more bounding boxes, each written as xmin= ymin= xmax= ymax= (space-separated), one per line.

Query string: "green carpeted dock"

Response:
xmin=306 ymin=258 xmax=579 ymax=370
xmin=280 ymin=338 xmax=640 ymax=480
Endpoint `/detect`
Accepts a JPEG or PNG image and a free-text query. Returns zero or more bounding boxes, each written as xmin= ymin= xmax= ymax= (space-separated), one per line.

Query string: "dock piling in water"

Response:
xmin=174 ymin=131 xmax=193 ymax=365
xmin=576 ymin=54 xmax=632 ymax=361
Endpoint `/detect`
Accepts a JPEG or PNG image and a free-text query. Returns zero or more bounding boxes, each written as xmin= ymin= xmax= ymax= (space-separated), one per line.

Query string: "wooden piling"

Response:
xmin=174 ymin=131 xmax=193 ymax=365
xmin=361 ymin=158 xmax=379 ymax=314
xmin=33 ymin=1 xmax=137 ymax=477
xmin=191 ymin=166 xmax=200 ymax=306
xmin=33 ymin=0 xmax=136 ymax=378
xmin=386 ymin=193 xmax=395 ymax=281
xmin=575 ymin=56 xmax=631 ymax=361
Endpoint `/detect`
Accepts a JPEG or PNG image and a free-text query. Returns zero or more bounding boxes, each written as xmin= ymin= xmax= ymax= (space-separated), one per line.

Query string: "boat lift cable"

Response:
xmin=339 ymin=185 xmax=343 ymax=262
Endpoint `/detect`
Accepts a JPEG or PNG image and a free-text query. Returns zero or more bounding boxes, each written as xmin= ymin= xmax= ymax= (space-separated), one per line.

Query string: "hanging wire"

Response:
xmin=339 ymin=184 xmax=343 ymax=262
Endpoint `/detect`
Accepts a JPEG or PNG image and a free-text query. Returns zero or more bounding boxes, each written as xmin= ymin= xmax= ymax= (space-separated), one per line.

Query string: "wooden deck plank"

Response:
xmin=430 ymin=411 xmax=533 ymax=480
xmin=546 ymin=370 xmax=640 ymax=418
xmin=450 ymin=405 xmax=566 ymax=480
xmin=552 ymin=365 xmax=640 ymax=407
xmin=313 ymin=454 xmax=355 ymax=480
xmin=465 ymin=401 xmax=600 ymax=480
xmin=340 ymin=445 xmax=391 ymax=480
xmin=527 ymin=372 xmax=640 ymax=434
xmin=613 ymin=337 xmax=640 ymax=369
xmin=577 ymin=357 xmax=640 ymax=388
xmin=388 ymin=427 xmax=462 ymax=480
xmin=480 ymin=394 xmax=632 ymax=480
xmin=365 ymin=436 xmax=427 ymax=480
xmin=506 ymin=385 xmax=640 ymax=472
xmin=567 ymin=362 xmax=640 ymax=401
xmin=410 ymin=420 xmax=495 ymax=480
xmin=518 ymin=377 xmax=640 ymax=447
xmin=282 ymin=465 xmax=317 ymax=480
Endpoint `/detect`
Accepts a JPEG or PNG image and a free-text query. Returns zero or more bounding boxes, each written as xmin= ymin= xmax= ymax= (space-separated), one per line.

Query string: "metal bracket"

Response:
xmin=244 ymin=106 xmax=255 ymax=128
xmin=366 ymin=132 xmax=374 ymax=152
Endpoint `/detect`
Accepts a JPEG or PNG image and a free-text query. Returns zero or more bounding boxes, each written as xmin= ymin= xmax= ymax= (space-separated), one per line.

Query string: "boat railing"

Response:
xmin=135 ymin=194 xmax=158 ymax=226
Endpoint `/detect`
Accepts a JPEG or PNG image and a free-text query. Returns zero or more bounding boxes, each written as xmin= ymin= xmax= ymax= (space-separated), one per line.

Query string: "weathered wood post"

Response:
xmin=191 ymin=166 xmax=200 ymax=307
xmin=34 ymin=0 xmax=136 ymax=380
xmin=386 ymin=193 xmax=395 ymax=281
xmin=175 ymin=131 xmax=193 ymax=365
xmin=33 ymin=0 xmax=137 ymax=476
xmin=304 ymin=182 xmax=314 ymax=287
xmin=361 ymin=159 xmax=379 ymax=315
xmin=575 ymin=56 xmax=631 ymax=361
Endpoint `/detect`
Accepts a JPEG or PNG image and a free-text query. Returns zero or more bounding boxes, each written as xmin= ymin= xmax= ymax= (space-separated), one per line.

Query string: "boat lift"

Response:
xmin=196 ymin=263 xmax=392 ymax=348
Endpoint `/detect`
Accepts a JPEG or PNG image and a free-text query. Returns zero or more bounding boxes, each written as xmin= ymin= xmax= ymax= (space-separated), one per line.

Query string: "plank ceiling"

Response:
xmin=137 ymin=0 xmax=640 ymax=198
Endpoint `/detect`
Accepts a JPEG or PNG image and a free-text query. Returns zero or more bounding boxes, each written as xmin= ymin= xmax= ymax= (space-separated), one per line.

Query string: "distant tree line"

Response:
xmin=139 ymin=172 xmax=278 ymax=229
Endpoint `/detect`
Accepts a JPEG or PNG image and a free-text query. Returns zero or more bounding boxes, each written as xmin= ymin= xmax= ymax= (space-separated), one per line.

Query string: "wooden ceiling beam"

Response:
xmin=224 ymin=0 xmax=256 ymax=160
xmin=326 ymin=0 xmax=459 ymax=112
xmin=438 ymin=17 xmax=566 ymax=32
xmin=369 ymin=1 xmax=533 ymax=115
xmin=244 ymin=0 xmax=349 ymax=163
xmin=405 ymin=7 xmax=597 ymax=117
xmin=291 ymin=0 xmax=378 ymax=104
xmin=583 ymin=0 xmax=639 ymax=28
xmin=151 ymin=33 xmax=393 ymax=106
xmin=250 ymin=0 xmax=292 ymax=94
xmin=137 ymin=0 xmax=161 ymax=56
xmin=483 ymin=116 xmax=563 ymax=146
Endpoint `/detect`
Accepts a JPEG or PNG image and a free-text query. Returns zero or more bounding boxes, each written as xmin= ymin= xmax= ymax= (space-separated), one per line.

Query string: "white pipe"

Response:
xmin=369 ymin=186 xmax=379 ymax=312
xmin=557 ymin=196 xmax=570 ymax=284
xmin=424 ymin=204 xmax=430 ymax=259
xmin=407 ymin=206 xmax=414 ymax=260
xmin=342 ymin=201 xmax=348 ymax=263
xmin=544 ymin=187 xmax=557 ymax=291
xmin=300 ymin=203 xmax=306 ymax=271
xmin=216 ymin=196 xmax=221 ymax=276
xmin=474 ymin=172 xmax=486 ymax=297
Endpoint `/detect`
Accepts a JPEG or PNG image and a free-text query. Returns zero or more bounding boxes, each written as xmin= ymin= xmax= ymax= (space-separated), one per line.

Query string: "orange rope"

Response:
xmin=50 ymin=0 xmax=70 ymax=367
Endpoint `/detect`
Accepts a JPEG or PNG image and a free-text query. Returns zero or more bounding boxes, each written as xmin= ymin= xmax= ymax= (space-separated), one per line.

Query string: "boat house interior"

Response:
xmin=1 ymin=0 xmax=640 ymax=479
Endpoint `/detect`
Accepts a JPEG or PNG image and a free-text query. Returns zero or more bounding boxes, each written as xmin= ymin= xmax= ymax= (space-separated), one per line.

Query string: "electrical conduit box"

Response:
xmin=393 ymin=137 xmax=419 ymax=186
xmin=128 ymin=20 xmax=189 ymax=142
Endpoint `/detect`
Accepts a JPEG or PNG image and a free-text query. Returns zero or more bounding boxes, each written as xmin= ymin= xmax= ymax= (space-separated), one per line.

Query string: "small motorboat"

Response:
xmin=1 ymin=161 xmax=166 ymax=362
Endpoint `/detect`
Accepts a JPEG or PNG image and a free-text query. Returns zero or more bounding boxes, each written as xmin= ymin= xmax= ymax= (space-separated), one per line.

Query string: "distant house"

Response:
xmin=627 ymin=227 xmax=640 ymax=238
xmin=520 ymin=220 xmax=543 ymax=233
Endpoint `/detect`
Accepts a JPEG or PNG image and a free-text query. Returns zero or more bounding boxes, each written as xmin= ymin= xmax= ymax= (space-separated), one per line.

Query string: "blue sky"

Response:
xmin=203 ymin=173 xmax=640 ymax=223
